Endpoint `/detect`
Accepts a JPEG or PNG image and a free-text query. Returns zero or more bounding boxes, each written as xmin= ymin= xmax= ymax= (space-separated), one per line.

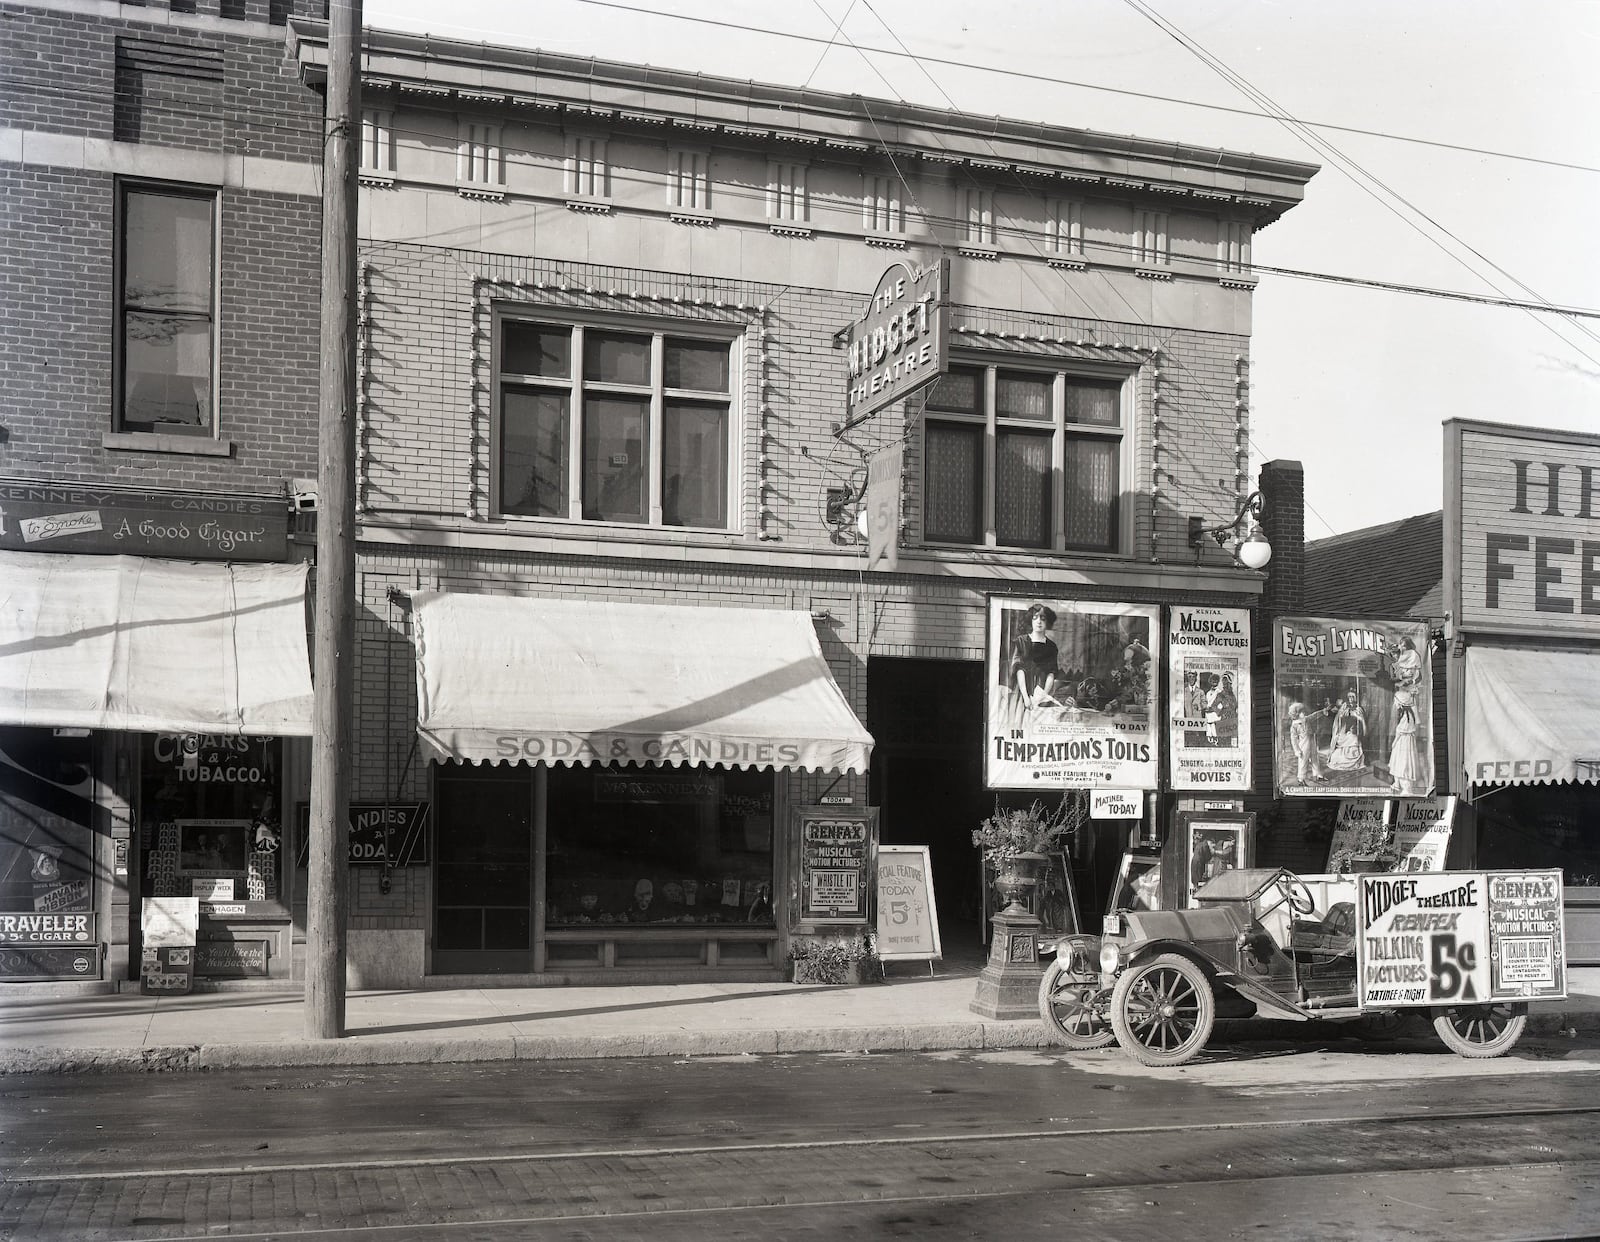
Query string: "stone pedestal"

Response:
xmin=969 ymin=907 xmax=1044 ymax=1019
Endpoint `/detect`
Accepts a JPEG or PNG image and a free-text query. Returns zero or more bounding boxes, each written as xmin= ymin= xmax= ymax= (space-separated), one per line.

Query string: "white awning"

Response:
xmin=410 ymin=592 xmax=874 ymax=773
xmin=0 ymin=551 xmax=313 ymax=736
xmin=1462 ymin=645 xmax=1600 ymax=785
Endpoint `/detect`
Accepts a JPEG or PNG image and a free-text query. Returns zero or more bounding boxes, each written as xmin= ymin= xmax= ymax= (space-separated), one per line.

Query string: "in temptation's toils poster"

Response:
xmin=985 ymin=597 xmax=1160 ymax=790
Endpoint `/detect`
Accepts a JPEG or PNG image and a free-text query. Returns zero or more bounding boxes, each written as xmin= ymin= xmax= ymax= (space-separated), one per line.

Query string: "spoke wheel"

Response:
xmin=1038 ymin=950 xmax=1114 ymax=1049
xmin=1110 ymin=952 xmax=1215 ymax=1067
xmin=1432 ymin=1001 xmax=1527 ymax=1058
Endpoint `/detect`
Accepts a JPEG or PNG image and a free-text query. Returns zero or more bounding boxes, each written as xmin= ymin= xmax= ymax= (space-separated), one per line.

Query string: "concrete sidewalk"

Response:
xmin=4 ymin=956 xmax=1597 ymax=1074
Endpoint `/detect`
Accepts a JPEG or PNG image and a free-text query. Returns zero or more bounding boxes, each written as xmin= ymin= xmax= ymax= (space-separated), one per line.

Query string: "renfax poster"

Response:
xmin=1358 ymin=870 xmax=1567 ymax=1008
xmin=985 ymin=598 xmax=1159 ymax=790
xmin=1273 ymin=616 xmax=1434 ymax=799
xmin=1168 ymin=606 xmax=1252 ymax=791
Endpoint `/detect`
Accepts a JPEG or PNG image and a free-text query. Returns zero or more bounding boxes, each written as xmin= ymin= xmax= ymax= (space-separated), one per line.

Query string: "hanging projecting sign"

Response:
xmin=864 ymin=441 xmax=902 ymax=571
xmin=840 ymin=259 xmax=949 ymax=429
xmin=1273 ymin=616 xmax=1434 ymax=799
xmin=1167 ymin=606 xmax=1252 ymax=791
xmin=985 ymin=597 xmax=1160 ymax=790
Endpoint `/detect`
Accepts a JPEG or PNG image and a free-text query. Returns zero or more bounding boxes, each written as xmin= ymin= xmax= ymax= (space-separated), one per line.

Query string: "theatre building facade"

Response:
xmin=281 ymin=25 xmax=1318 ymax=987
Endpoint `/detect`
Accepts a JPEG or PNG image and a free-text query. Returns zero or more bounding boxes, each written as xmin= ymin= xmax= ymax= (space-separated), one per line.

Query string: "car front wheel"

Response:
xmin=1038 ymin=950 xmax=1114 ymax=1049
xmin=1432 ymin=1001 xmax=1527 ymax=1058
xmin=1110 ymin=952 xmax=1216 ymax=1067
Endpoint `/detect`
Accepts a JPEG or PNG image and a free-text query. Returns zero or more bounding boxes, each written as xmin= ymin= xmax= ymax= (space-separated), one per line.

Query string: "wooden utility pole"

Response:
xmin=306 ymin=0 xmax=361 ymax=1039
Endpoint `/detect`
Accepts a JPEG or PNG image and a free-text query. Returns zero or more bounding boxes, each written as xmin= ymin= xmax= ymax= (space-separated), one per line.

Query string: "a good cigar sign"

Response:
xmin=1356 ymin=869 xmax=1566 ymax=1008
xmin=841 ymin=260 xmax=949 ymax=426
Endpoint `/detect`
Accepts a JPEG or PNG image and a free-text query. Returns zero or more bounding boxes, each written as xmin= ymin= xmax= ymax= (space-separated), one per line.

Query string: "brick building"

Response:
xmin=284 ymin=26 xmax=1318 ymax=986
xmin=0 ymin=0 xmax=325 ymax=986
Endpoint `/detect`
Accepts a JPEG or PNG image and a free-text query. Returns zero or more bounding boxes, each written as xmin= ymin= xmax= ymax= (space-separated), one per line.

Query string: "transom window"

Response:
xmin=117 ymin=183 xmax=217 ymax=437
xmin=497 ymin=321 xmax=734 ymax=529
xmin=922 ymin=361 xmax=1124 ymax=552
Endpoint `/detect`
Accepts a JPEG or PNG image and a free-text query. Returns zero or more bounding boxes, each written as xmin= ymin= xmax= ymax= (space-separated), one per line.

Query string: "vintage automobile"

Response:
xmin=1040 ymin=865 xmax=1555 ymax=1067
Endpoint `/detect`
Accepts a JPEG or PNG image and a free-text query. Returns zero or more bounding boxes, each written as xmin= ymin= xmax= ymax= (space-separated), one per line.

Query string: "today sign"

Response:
xmin=1091 ymin=789 xmax=1144 ymax=820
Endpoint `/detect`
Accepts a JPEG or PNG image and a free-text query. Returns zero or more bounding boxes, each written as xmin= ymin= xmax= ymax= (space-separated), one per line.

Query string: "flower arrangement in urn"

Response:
xmin=972 ymin=796 xmax=1084 ymax=869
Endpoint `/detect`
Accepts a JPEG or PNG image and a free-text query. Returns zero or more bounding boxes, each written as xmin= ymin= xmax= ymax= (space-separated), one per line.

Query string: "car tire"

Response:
xmin=1432 ymin=1001 xmax=1527 ymax=1058
xmin=1038 ymin=948 xmax=1114 ymax=1049
xmin=1110 ymin=952 xmax=1215 ymax=1068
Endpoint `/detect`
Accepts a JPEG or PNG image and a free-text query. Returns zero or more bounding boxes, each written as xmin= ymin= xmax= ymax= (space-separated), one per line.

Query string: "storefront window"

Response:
xmin=0 ymin=727 xmax=98 ymax=914
xmin=1476 ymin=785 xmax=1600 ymax=888
xmin=546 ymin=765 xmax=775 ymax=927
xmin=137 ymin=734 xmax=283 ymax=905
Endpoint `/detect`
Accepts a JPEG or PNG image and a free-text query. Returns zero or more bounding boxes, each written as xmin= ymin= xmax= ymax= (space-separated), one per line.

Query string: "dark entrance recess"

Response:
xmin=867 ymin=657 xmax=1117 ymax=943
xmin=431 ymin=763 xmax=533 ymax=974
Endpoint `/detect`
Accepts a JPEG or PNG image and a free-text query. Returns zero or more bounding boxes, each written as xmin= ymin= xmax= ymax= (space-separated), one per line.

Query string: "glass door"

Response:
xmin=431 ymin=763 xmax=533 ymax=974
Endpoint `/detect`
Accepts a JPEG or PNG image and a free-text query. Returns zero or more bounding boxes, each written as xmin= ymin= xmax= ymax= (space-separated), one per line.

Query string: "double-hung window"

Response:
xmin=922 ymin=362 xmax=1124 ymax=553
xmin=117 ymin=183 xmax=217 ymax=437
xmin=498 ymin=321 xmax=734 ymax=529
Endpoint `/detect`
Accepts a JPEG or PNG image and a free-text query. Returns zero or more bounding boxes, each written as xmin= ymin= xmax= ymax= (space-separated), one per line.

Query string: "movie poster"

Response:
xmin=1273 ymin=617 xmax=1434 ymax=799
xmin=985 ymin=598 xmax=1160 ymax=790
xmin=1168 ymin=606 xmax=1252 ymax=791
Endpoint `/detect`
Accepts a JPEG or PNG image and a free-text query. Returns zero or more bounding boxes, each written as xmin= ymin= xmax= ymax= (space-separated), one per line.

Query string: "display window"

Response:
xmin=137 ymin=733 xmax=284 ymax=905
xmin=1475 ymin=784 xmax=1600 ymax=888
xmin=545 ymin=764 xmax=775 ymax=928
xmin=0 ymin=727 xmax=98 ymax=914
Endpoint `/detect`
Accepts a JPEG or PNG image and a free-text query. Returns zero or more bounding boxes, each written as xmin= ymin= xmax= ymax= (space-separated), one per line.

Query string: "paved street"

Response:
xmin=4 ymin=1035 xmax=1598 ymax=1240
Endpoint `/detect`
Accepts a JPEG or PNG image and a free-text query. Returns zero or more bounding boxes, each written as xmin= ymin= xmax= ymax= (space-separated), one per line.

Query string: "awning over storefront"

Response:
xmin=0 ymin=551 xmax=313 ymax=736
xmin=410 ymin=592 xmax=874 ymax=773
xmin=1462 ymin=646 xmax=1600 ymax=786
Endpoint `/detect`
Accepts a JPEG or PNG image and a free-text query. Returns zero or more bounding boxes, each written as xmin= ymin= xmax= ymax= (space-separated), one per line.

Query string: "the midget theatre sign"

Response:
xmin=839 ymin=259 xmax=949 ymax=431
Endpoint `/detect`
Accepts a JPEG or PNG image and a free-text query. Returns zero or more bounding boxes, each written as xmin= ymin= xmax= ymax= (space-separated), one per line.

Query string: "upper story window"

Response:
xmin=767 ymin=161 xmax=809 ymax=223
xmin=863 ymin=174 xmax=904 ymax=234
xmin=360 ymin=108 xmax=394 ymax=175
xmin=117 ymin=183 xmax=216 ymax=437
xmin=566 ymin=134 xmax=609 ymax=199
xmin=496 ymin=320 xmax=735 ymax=529
xmin=922 ymin=361 xmax=1125 ymax=553
xmin=668 ymin=148 xmax=710 ymax=211
xmin=457 ymin=121 xmax=502 ymax=186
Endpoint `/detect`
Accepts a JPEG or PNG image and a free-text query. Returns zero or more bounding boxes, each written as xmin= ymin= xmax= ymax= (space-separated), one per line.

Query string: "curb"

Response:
xmin=3 ymin=1010 xmax=1597 ymax=1074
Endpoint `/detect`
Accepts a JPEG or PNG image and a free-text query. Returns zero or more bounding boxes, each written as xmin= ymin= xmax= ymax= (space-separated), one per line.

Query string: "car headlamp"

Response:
xmin=1099 ymin=941 xmax=1122 ymax=974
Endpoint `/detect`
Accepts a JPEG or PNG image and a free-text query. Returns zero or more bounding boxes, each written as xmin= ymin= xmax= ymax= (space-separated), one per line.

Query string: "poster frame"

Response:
xmin=1167 ymin=605 xmax=1253 ymax=791
xmin=1175 ymin=810 xmax=1254 ymax=909
xmin=792 ymin=806 xmax=877 ymax=929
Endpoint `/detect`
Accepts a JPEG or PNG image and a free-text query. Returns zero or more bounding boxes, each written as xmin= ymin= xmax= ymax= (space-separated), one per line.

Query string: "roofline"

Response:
xmin=290 ymin=21 xmax=1318 ymax=226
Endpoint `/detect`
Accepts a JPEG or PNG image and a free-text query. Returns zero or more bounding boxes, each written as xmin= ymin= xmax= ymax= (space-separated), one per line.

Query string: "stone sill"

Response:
xmin=102 ymin=432 xmax=234 ymax=457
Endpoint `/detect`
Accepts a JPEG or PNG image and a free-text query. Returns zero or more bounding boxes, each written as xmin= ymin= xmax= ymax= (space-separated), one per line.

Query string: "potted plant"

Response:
xmin=790 ymin=929 xmax=883 ymax=985
xmin=973 ymin=796 xmax=1086 ymax=919
xmin=1329 ymin=817 xmax=1402 ymax=875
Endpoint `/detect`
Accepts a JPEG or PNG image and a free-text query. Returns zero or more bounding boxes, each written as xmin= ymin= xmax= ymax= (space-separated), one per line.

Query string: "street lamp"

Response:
xmin=1189 ymin=492 xmax=1272 ymax=569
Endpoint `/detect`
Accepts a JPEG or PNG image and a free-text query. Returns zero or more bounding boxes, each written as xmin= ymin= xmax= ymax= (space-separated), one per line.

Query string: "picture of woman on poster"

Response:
xmin=1388 ymin=688 xmax=1428 ymax=796
xmin=1325 ymin=688 xmax=1367 ymax=772
xmin=1010 ymin=604 xmax=1063 ymax=710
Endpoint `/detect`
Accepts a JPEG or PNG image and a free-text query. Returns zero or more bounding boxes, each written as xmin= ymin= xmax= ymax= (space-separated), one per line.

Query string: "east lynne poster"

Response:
xmin=1273 ymin=616 xmax=1434 ymax=799
xmin=1168 ymin=606 xmax=1252 ymax=791
xmin=985 ymin=597 xmax=1160 ymax=790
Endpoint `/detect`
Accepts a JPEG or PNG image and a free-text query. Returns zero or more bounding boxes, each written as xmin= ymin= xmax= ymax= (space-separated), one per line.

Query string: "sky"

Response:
xmin=361 ymin=0 xmax=1600 ymax=541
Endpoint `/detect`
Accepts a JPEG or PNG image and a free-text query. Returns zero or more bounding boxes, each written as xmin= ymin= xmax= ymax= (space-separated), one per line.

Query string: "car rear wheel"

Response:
xmin=1432 ymin=1001 xmax=1527 ymax=1058
xmin=1038 ymin=946 xmax=1114 ymax=1049
xmin=1110 ymin=952 xmax=1215 ymax=1067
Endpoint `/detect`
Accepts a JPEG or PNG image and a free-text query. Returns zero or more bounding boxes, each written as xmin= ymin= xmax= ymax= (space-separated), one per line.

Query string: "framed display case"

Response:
xmin=1173 ymin=810 xmax=1255 ymax=909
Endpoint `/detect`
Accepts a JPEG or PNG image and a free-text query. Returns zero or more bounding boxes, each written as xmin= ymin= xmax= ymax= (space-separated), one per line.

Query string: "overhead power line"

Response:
xmin=559 ymin=0 xmax=1599 ymax=175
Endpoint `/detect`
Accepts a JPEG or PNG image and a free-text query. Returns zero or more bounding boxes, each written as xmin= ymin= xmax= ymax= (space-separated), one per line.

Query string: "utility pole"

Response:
xmin=306 ymin=0 xmax=361 ymax=1039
